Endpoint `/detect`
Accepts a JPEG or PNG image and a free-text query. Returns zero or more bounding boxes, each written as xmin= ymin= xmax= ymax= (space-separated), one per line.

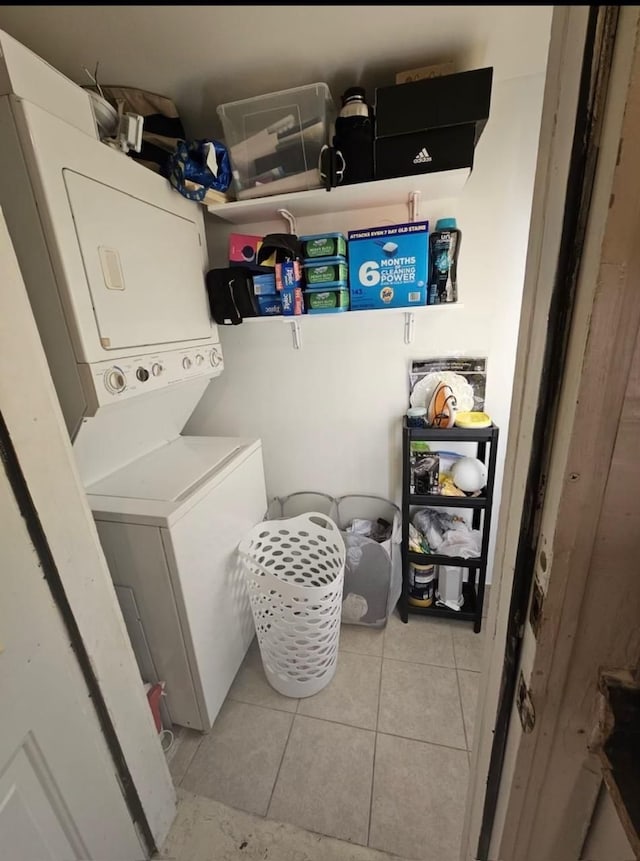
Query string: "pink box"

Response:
xmin=229 ymin=233 xmax=263 ymax=266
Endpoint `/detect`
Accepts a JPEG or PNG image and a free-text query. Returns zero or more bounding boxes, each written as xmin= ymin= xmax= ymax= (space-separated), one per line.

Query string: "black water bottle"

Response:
xmin=333 ymin=87 xmax=374 ymax=185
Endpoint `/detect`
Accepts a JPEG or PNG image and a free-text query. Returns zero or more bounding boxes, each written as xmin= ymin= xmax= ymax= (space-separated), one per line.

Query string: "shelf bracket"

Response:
xmin=408 ymin=191 xmax=421 ymax=223
xmin=404 ymin=312 xmax=415 ymax=345
xmin=277 ymin=208 xmax=297 ymax=235
xmin=290 ymin=319 xmax=302 ymax=350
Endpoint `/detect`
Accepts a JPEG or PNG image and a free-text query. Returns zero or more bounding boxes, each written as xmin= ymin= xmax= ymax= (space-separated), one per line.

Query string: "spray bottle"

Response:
xmin=428 ymin=218 xmax=461 ymax=304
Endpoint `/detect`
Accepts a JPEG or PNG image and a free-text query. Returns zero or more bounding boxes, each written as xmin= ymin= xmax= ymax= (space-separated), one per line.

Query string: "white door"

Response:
xmin=0 ymin=440 xmax=146 ymax=861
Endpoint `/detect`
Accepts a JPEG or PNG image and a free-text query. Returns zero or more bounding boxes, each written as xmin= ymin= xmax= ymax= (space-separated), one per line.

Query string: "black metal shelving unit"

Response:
xmin=400 ymin=419 xmax=499 ymax=633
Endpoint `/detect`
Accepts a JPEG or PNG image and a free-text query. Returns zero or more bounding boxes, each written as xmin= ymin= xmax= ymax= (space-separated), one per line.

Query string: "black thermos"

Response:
xmin=333 ymin=87 xmax=374 ymax=185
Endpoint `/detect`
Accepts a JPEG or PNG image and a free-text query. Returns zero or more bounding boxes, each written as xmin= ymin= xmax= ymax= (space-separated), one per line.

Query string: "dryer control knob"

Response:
xmin=210 ymin=348 xmax=222 ymax=367
xmin=195 ymin=353 xmax=204 ymax=366
xmin=182 ymin=356 xmax=192 ymax=370
xmin=104 ymin=367 xmax=126 ymax=394
xmin=151 ymin=363 xmax=163 ymax=376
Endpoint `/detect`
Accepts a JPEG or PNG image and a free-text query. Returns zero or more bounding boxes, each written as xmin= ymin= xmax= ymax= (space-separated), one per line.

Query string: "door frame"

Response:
xmin=0 ymin=208 xmax=176 ymax=853
xmin=463 ymin=5 xmax=640 ymax=858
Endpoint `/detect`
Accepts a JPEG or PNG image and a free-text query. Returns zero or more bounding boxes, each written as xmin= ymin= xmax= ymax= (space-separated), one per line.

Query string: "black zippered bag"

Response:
xmin=205 ymin=266 xmax=259 ymax=325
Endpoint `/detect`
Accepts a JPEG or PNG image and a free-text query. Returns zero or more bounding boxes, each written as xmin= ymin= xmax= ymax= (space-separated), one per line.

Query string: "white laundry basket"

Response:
xmin=238 ymin=512 xmax=345 ymax=698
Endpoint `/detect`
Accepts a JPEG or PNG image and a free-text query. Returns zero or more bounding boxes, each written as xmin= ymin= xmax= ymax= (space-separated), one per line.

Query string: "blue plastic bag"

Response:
xmin=168 ymin=139 xmax=232 ymax=201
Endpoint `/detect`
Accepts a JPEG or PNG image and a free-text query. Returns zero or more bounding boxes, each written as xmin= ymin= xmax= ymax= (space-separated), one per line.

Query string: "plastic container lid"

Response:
xmin=407 ymin=407 xmax=427 ymax=417
xmin=435 ymin=218 xmax=457 ymax=230
xmin=454 ymin=411 xmax=492 ymax=428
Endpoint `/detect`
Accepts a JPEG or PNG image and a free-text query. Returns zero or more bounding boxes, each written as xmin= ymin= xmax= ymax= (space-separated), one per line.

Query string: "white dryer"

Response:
xmin=0 ymin=30 xmax=222 ymax=482
xmin=87 ymin=435 xmax=267 ymax=731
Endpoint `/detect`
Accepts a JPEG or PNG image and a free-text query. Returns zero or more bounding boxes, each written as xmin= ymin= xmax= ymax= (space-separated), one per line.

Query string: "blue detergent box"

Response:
xmin=348 ymin=221 xmax=429 ymax=310
xmin=257 ymin=295 xmax=282 ymax=316
xmin=252 ymin=273 xmax=277 ymax=296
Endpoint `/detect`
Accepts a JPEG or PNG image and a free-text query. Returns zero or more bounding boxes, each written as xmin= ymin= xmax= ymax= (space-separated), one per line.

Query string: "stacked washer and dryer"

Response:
xmin=0 ymin=31 xmax=266 ymax=731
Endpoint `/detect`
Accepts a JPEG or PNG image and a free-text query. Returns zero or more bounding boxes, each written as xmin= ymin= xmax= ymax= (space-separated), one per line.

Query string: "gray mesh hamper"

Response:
xmin=266 ymin=492 xmax=401 ymax=628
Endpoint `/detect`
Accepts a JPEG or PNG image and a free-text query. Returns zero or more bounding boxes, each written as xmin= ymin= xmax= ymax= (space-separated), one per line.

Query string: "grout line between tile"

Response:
xmin=292 ymin=710 xmax=377 ymax=735
xmin=256 ymin=707 xmax=466 ymax=756
xmin=367 ymin=652 xmax=385 ymax=847
xmin=338 ymin=646 xmax=383 ymax=658
xmin=452 ymin=632 xmax=459 ymax=668
xmin=174 ymin=732 xmax=205 ymax=788
xmin=265 ymin=710 xmax=296 ymax=818
xmin=366 ymin=732 xmax=378 ymax=849
xmin=226 ymin=693 xmax=299 ymax=715
xmin=455 ymin=667 xmax=470 ymax=752
xmin=376 ymin=728 xmax=468 ymax=755
xmin=381 ymin=654 xmax=458 ymax=671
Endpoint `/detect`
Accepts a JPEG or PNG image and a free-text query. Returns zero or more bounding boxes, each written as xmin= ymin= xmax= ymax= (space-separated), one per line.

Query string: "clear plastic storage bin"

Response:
xmin=217 ymin=83 xmax=334 ymax=200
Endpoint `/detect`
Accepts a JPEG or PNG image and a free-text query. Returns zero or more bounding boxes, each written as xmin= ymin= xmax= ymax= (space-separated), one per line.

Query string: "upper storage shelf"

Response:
xmin=206 ymin=167 xmax=470 ymax=225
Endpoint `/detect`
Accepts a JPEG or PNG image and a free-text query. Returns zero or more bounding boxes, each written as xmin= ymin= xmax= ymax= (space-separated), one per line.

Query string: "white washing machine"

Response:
xmin=87 ymin=435 xmax=267 ymax=731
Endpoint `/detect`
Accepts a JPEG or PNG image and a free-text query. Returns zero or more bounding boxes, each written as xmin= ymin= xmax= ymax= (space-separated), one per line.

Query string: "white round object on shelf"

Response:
xmin=451 ymin=457 xmax=487 ymax=493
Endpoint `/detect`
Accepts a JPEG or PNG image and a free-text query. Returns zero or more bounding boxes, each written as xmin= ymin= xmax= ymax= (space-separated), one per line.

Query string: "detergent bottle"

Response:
xmin=428 ymin=218 xmax=461 ymax=304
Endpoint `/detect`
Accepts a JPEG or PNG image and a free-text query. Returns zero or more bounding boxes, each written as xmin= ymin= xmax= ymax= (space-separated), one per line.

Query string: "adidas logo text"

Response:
xmin=413 ymin=147 xmax=432 ymax=164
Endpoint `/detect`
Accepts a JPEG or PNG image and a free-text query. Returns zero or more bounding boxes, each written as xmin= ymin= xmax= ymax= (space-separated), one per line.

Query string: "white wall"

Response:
xmin=0 ymin=6 xmax=551 ymax=585
xmin=0 ymin=6 xmax=553 ymax=140
xmin=186 ymin=71 xmax=548 ymax=581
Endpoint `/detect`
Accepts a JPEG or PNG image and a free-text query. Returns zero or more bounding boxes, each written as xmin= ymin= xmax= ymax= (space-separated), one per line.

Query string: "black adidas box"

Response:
xmin=374 ymin=67 xmax=493 ymax=180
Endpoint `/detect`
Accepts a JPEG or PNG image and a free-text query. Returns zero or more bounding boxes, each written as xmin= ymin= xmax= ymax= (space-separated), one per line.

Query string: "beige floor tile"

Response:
xmin=378 ymin=659 xmax=466 ymax=750
xmin=369 ymin=734 xmax=469 ymax=861
xmin=227 ymin=638 xmax=298 ymax=713
xmin=268 ymin=715 xmax=375 ymax=845
xmin=162 ymin=787 xmax=398 ymax=861
xmin=167 ymin=727 xmax=204 ymax=786
xmin=181 ymin=700 xmax=293 ymax=816
xmin=452 ymin=625 xmax=486 ymax=672
xmin=298 ymin=651 xmax=381 ymax=730
xmin=457 ymin=670 xmax=480 ymax=750
xmin=339 ymin=623 xmax=385 ymax=657
xmin=383 ymin=611 xmax=455 ymax=668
